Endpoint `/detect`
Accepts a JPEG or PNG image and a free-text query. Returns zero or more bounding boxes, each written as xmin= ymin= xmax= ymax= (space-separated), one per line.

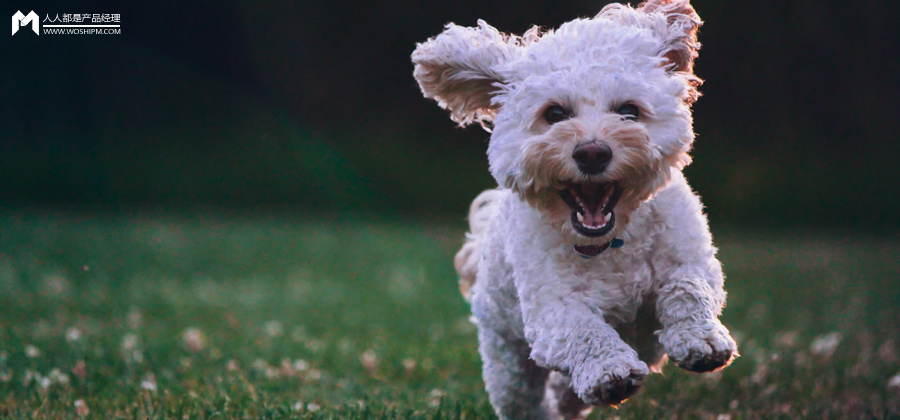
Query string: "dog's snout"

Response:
xmin=572 ymin=141 xmax=612 ymax=174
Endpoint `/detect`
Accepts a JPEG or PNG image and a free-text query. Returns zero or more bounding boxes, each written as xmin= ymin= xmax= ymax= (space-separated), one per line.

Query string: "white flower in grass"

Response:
xmin=127 ymin=307 xmax=142 ymax=329
xmin=293 ymin=359 xmax=309 ymax=372
xmin=264 ymin=320 xmax=283 ymax=338
xmin=292 ymin=402 xmax=304 ymax=412
xmin=66 ymin=327 xmax=82 ymax=343
xmin=360 ymin=349 xmax=378 ymax=370
xmin=74 ymin=399 xmax=89 ymax=417
xmin=716 ymin=414 xmax=733 ymax=420
xmin=810 ymin=332 xmax=842 ymax=358
xmin=429 ymin=388 xmax=445 ymax=407
xmin=49 ymin=368 xmax=69 ymax=385
xmin=24 ymin=345 xmax=40 ymax=358
xmin=121 ymin=334 xmax=139 ymax=352
xmin=182 ymin=328 xmax=207 ymax=353
xmin=251 ymin=359 xmax=269 ymax=374
xmin=140 ymin=374 xmax=157 ymax=392
xmin=39 ymin=376 xmax=51 ymax=390
xmin=306 ymin=402 xmax=320 ymax=412
xmin=402 ymin=358 xmax=417 ymax=373
xmin=888 ymin=373 xmax=900 ymax=389
xmin=775 ymin=331 xmax=799 ymax=348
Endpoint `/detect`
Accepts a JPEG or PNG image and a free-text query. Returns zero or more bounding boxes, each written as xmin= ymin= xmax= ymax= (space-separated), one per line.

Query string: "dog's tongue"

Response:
xmin=580 ymin=183 xmax=606 ymax=227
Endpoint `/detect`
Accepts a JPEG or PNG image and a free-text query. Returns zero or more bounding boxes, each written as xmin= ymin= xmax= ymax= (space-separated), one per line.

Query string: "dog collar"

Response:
xmin=573 ymin=238 xmax=624 ymax=258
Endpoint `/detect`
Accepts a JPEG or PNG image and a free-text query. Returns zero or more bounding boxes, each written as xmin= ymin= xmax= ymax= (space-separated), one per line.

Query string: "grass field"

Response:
xmin=0 ymin=213 xmax=898 ymax=419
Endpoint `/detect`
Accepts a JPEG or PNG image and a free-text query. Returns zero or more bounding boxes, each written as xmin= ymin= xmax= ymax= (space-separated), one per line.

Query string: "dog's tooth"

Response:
xmin=576 ymin=212 xmax=584 ymax=223
xmin=604 ymin=213 xmax=612 ymax=222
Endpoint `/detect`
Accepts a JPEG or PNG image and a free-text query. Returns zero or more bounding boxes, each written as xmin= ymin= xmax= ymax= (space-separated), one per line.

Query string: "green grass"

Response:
xmin=0 ymin=213 xmax=898 ymax=419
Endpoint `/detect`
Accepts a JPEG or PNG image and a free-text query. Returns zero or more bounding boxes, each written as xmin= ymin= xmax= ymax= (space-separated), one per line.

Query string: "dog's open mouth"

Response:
xmin=558 ymin=182 xmax=622 ymax=238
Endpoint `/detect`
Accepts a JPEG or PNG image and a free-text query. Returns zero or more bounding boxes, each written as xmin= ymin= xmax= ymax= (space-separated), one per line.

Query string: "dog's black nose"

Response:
xmin=572 ymin=141 xmax=612 ymax=174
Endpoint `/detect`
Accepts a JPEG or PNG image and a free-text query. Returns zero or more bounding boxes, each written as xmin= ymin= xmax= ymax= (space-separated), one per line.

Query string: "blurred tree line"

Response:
xmin=2 ymin=0 xmax=898 ymax=228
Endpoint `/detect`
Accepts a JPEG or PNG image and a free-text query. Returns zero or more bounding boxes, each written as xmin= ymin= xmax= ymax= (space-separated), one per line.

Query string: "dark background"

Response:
xmin=3 ymin=0 xmax=899 ymax=228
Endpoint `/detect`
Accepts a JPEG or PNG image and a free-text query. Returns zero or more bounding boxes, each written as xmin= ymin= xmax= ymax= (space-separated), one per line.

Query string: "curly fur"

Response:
xmin=413 ymin=1 xmax=737 ymax=418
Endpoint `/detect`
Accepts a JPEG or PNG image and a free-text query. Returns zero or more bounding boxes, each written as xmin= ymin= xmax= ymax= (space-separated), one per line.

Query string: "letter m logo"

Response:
xmin=12 ymin=10 xmax=39 ymax=36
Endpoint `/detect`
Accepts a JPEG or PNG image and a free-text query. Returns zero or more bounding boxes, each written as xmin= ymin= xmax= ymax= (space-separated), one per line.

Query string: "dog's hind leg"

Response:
xmin=478 ymin=327 xmax=553 ymax=420
xmin=454 ymin=189 xmax=507 ymax=300
xmin=545 ymin=371 xmax=591 ymax=420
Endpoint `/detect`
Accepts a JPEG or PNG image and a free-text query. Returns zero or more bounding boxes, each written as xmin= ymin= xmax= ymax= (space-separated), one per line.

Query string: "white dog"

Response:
xmin=412 ymin=1 xmax=737 ymax=418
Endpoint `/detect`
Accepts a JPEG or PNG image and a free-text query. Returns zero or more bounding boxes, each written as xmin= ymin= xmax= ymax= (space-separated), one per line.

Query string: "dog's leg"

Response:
xmin=544 ymin=371 xmax=591 ymax=420
xmin=553 ymin=317 xmax=648 ymax=407
xmin=516 ymin=281 xmax=650 ymax=407
xmin=617 ymin=304 xmax=669 ymax=373
xmin=655 ymin=270 xmax=738 ymax=372
xmin=649 ymin=174 xmax=738 ymax=372
xmin=478 ymin=327 xmax=553 ymax=420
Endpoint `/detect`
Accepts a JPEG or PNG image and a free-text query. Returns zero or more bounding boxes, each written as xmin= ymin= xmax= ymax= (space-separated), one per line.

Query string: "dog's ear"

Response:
xmin=412 ymin=20 xmax=518 ymax=127
xmin=638 ymin=0 xmax=702 ymax=73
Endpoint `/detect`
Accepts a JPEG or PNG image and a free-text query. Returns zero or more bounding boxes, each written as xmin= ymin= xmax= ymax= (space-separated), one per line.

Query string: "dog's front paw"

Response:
xmin=660 ymin=320 xmax=738 ymax=373
xmin=574 ymin=358 xmax=649 ymax=407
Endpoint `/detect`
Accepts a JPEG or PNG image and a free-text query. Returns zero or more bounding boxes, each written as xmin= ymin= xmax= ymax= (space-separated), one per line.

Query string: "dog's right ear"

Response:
xmin=412 ymin=20 xmax=518 ymax=127
xmin=637 ymin=0 xmax=702 ymax=73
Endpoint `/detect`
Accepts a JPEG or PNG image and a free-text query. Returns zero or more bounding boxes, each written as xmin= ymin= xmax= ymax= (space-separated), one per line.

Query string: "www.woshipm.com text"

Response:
xmin=43 ymin=27 xmax=121 ymax=35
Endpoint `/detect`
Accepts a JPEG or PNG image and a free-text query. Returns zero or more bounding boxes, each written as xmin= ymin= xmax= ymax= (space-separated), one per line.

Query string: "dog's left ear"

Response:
xmin=638 ymin=0 xmax=702 ymax=73
xmin=412 ymin=20 xmax=519 ymax=127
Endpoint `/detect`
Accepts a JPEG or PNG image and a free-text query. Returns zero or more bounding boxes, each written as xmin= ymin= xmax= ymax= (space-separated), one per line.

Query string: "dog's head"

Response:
xmin=413 ymin=0 xmax=702 ymax=249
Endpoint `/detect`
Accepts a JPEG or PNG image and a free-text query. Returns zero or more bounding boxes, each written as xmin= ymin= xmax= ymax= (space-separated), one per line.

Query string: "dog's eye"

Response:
xmin=543 ymin=105 xmax=572 ymax=125
xmin=616 ymin=104 xmax=640 ymax=121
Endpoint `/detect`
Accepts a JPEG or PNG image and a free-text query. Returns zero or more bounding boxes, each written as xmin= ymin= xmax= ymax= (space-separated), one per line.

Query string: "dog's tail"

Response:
xmin=454 ymin=188 xmax=507 ymax=301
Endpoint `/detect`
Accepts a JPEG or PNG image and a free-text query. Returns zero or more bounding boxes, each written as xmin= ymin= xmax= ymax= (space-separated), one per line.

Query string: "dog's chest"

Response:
xmin=569 ymin=251 xmax=655 ymax=326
